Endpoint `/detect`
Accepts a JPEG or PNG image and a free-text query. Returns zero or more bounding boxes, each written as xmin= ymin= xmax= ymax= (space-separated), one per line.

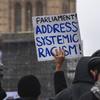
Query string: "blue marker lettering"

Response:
xmin=36 ymin=25 xmax=42 ymax=34
xmin=38 ymin=48 xmax=45 ymax=57
xmin=36 ymin=37 xmax=43 ymax=46
xmin=72 ymin=21 xmax=78 ymax=32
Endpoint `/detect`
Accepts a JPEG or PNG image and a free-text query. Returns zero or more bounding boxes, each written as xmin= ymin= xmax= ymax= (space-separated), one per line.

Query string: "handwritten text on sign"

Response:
xmin=32 ymin=13 xmax=82 ymax=61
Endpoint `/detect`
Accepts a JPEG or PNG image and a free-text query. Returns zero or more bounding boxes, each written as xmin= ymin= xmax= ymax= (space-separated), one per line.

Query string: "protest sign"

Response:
xmin=32 ymin=13 xmax=83 ymax=61
xmin=4 ymin=91 xmax=19 ymax=100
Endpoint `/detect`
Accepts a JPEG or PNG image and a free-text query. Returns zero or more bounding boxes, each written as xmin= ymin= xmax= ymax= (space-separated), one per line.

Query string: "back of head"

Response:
xmin=73 ymin=57 xmax=95 ymax=84
xmin=73 ymin=50 xmax=100 ymax=83
xmin=17 ymin=75 xmax=41 ymax=99
xmin=88 ymin=50 xmax=100 ymax=80
xmin=88 ymin=57 xmax=100 ymax=74
xmin=91 ymin=50 xmax=100 ymax=57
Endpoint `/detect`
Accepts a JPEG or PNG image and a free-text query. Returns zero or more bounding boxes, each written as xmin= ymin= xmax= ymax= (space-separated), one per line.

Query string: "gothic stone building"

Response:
xmin=0 ymin=0 xmax=77 ymax=99
xmin=0 ymin=0 xmax=76 ymax=33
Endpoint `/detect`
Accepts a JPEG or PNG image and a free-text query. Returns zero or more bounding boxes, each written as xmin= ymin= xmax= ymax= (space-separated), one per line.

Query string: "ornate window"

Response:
xmin=25 ymin=2 xmax=32 ymax=31
xmin=36 ymin=1 xmax=43 ymax=16
xmin=15 ymin=3 xmax=21 ymax=32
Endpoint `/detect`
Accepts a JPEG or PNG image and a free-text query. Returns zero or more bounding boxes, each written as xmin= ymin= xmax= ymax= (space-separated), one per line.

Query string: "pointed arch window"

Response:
xmin=15 ymin=3 xmax=21 ymax=32
xmin=25 ymin=2 xmax=32 ymax=31
xmin=36 ymin=1 xmax=43 ymax=16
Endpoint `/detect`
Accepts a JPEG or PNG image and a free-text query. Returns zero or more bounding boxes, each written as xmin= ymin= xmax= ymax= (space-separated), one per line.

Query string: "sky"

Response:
xmin=77 ymin=0 xmax=100 ymax=56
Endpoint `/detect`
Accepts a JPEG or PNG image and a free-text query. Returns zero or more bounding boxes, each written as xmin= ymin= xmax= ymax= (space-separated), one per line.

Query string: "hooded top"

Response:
xmin=73 ymin=57 xmax=95 ymax=84
xmin=54 ymin=57 xmax=95 ymax=100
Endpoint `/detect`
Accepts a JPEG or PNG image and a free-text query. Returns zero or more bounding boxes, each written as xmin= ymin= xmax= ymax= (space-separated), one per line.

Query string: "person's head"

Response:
xmin=88 ymin=50 xmax=100 ymax=81
xmin=17 ymin=75 xmax=41 ymax=100
xmin=91 ymin=50 xmax=100 ymax=57
xmin=88 ymin=57 xmax=100 ymax=81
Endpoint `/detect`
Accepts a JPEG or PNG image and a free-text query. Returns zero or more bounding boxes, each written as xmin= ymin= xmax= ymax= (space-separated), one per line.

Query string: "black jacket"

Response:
xmin=54 ymin=71 xmax=67 ymax=94
xmin=0 ymin=83 xmax=7 ymax=100
xmin=79 ymin=91 xmax=98 ymax=100
xmin=15 ymin=97 xmax=37 ymax=100
xmin=54 ymin=57 xmax=95 ymax=100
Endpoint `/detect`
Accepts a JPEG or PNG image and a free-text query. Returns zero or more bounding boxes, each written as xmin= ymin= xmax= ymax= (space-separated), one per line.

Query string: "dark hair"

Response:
xmin=18 ymin=75 xmax=41 ymax=98
xmin=87 ymin=50 xmax=100 ymax=80
xmin=91 ymin=50 xmax=100 ymax=57
xmin=88 ymin=57 xmax=100 ymax=72
xmin=88 ymin=50 xmax=100 ymax=72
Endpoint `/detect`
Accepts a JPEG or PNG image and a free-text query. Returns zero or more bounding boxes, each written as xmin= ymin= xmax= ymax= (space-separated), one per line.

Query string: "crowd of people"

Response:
xmin=1 ymin=48 xmax=100 ymax=100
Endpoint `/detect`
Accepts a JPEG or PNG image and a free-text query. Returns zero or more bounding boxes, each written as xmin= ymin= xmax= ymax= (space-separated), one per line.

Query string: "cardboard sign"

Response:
xmin=4 ymin=91 xmax=19 ymax=100
xmin=32 ymin=13 xmax=83 ymax=61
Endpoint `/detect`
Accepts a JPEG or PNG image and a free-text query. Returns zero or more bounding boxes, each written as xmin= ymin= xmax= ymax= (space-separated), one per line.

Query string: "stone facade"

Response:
xmin=0 ymin=0 xmax=76 ymax=33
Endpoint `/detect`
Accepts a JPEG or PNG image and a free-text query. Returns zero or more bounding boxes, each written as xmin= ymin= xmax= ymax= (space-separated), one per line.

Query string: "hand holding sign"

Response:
xmin=53 ymin=48 xmax=65 ymax=71
xmin=32 ymin=13 xmax=83 ymax=61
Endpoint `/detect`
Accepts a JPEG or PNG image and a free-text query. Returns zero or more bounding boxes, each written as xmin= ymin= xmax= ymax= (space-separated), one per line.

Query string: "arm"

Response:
xmin=53 ymin=48 xmax=67 ymax=94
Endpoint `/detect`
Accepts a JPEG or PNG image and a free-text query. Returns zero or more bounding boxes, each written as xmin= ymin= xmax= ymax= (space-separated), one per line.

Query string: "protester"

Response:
xmin=79 ymin=50 xmax=100 ymax=100
xmin=53 ymin=48 xmax=67 ymax=94
xmin=53 ymin=48 xmax=95 ymax=100
xmin=15 ymin=75 xmax=41 ymax=100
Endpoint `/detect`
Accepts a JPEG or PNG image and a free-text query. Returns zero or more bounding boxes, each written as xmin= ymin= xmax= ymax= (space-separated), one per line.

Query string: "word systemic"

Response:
xmin=33 ymin=13 xmax=82 ymax=61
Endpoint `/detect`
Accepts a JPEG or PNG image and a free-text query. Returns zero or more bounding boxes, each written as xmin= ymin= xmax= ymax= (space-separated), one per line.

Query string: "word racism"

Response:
xmin=32 ymin=13 xmax=82 ymax=61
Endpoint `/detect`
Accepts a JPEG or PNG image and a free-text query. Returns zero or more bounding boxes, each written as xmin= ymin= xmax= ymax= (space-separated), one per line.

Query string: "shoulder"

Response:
xmin=54 ymin=87 xmax=72 ymax=100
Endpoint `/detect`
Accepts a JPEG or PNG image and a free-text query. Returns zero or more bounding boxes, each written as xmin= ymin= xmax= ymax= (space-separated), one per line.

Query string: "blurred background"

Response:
xmin=0 ymin=0 xmax=78 ymax=100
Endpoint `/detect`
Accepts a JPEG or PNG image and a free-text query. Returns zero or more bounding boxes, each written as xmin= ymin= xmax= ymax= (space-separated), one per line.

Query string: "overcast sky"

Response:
xmin=77 ymin=0 xmax=100 ymax=56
